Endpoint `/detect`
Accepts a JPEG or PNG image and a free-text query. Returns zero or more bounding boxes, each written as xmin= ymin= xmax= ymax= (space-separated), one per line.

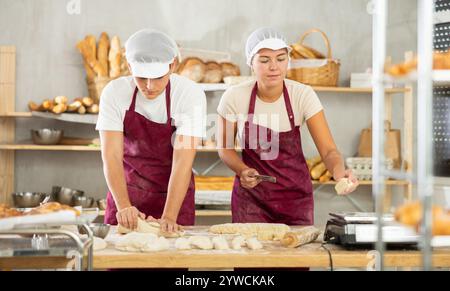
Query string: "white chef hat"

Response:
xmin=125 ymin=29 xmax=179 ymax=79
xmin=245 ymin=27 xmax=291 ymax=67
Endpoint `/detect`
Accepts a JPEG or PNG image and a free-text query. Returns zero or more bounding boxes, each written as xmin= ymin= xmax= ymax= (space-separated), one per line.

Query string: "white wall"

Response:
xmin=0 ymin=0 xmax=418 ymax=225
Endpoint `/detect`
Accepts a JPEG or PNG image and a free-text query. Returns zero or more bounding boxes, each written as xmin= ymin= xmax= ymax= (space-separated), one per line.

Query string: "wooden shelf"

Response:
xmin=0 ymin=86 xmax=413 ymax=121
xmin=0 ymin=142 xmax=100 ymax=151
xmin=0 ymin=112 xmax=32 ymax=117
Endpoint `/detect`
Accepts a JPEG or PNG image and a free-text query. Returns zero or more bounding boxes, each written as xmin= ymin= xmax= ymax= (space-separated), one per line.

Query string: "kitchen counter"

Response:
xmin=1 ymin=226 xmax=450 ymax=270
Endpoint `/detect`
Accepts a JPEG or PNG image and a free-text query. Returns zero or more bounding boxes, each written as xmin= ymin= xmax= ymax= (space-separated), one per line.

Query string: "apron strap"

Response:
xmin=165 ymin=81 xmax=171 ymax=125
xmin=129 ymin=87 xmax=139 ymax=112
xmin=248 ymin=81 xmax=295 ymax=130
xmin=282 ymin=82 xmax=296 ymax=130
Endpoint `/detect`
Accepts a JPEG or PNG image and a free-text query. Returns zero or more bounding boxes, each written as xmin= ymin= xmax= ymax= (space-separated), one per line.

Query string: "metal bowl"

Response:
xmin=78 ymin=223 xmax=110 ymax=239
xmin=97 ymin=199 xmax=107 ymax=210
xmin=31 ymin=129 xmax=64 ymax=145
xmin=72 ymin=196 xmax=94 ymax=208
xmin=52 ymin=186 xmax=84 ymax=206
xmin=11 ymin=192 xmax=49 ymax=208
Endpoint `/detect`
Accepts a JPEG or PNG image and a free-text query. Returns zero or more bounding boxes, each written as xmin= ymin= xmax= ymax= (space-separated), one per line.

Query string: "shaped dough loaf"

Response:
xmin=175 ymin=237 xmax=192 ymax=250
xmin=189 ymin=236 xmax=213 ymax=250
xmin=118 ymin=218 xmax=184 ymax=238
xmin=210 ymin=223 xmax=290 ymax=241
xmin=212 ymin=236 xmax=229 ymax=250
xmin=115 ymin=232 xmax=158 ymax=252
xmin=246 ymin=237 xmax=263 ymax=250
xmin=231 ymin=236 xmax=246 ymax=250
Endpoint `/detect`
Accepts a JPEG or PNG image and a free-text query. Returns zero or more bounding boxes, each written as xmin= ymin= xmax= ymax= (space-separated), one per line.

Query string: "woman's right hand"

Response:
xmin=116 ymin=206 xmax=146 ymax=230
xmin=239 ymin=168 xmax=261 ymax=189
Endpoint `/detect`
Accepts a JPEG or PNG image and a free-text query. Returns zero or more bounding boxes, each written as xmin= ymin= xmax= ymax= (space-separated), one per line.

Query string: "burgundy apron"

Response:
xmin=104 ymin=81 xmax=195 ymax=226
xmin=232 ymin=82 xmax=314 ymax=226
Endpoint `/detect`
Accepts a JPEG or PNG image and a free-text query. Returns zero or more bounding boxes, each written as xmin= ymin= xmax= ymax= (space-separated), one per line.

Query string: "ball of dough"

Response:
xmin=175 ymin=237 xmax=192 ymax=250
xmin=188 ymin=236 xmax=213 ymax=250
xmin=212 ymin=236 xmax=229 ymax=250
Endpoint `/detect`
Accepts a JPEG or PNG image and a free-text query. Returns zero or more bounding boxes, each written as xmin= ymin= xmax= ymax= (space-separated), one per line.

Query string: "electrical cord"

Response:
xmin=321 ymin=242 xmax=334 ymax=271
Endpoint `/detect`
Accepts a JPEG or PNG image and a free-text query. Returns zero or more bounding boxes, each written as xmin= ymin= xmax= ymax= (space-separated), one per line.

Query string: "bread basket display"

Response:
xmin=287 ymin=29 xmax=340 ymax=87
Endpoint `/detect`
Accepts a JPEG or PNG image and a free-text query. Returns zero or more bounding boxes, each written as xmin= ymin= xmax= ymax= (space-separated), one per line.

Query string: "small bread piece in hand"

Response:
xmin=335 ymin=178 xmax=354 ymax=195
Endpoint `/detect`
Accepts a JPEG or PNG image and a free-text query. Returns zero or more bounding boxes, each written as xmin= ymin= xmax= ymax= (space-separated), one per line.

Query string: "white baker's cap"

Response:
xmin=125 ymin=29 xmax=179 ymax=79
xmin=245 ymin=27 xmax=291 ymax=67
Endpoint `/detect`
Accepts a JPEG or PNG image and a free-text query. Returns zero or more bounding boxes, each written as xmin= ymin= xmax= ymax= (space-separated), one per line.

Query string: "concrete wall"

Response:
xmin=0 ymin=0 xmax=418 ymax=225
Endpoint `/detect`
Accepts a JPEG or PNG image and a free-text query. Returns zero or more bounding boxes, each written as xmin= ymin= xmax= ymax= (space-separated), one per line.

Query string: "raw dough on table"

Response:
xmin=115 ymin=232 xmax=169 ymax=252
xmin=281 ymin=226 xmax=321 ymax=248
xmin=209 ymin=223 xmax=291 ymax=241
xmin=246 ymin=237 xmax=263 ymax=250
xmin=93 ymin=237 xmax=107 ymax=251
xmin=231 ymin=236 xmax=246 ymax=250
xmin=188 ymin=236 xmax=213 ymax=250
xmin=212 ymin=236 xmax=229 ymax=250
xmin=175 ymin=237 xmax=191 ymax=250
xmin=117 ymin=218 xmax=184 ymax=238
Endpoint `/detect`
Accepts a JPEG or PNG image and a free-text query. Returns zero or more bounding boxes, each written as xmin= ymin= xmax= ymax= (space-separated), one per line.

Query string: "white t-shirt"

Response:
xmin=96 ymin=74 xmax=206 ymax=138
xmin=217 ymin=79 xmax=323 ymax=136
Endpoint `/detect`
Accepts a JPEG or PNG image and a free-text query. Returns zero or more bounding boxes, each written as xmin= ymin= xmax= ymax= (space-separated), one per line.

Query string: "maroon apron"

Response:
xmin=104 ymin=81 xmax=195 ymax=226
xmin=232 ymin=82 xmax=314 ymax=226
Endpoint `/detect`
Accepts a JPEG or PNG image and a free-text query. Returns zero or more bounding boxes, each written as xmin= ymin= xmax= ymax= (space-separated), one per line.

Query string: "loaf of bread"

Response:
xmin=221 ymin=62 xmax=241 ymax=78
xmin=306 ymin=156 xmax=322 ymax=171
xmin=202 ymin=61 xmax=223 ymax=83
xmin=310 ymin=162 xmax=327 ymax=180
xmin=109 ymin=36 xmax=122 ymax=78
xmin=77 ymin=39 xmax=105 ymax=77
xmin=177 ymin=57 xmax=206 ymax=82
xmin=395 ymin=201 xmax=450 ymax=236
xmin=0 ymin=204 xmax=22 ymax=218
xmin=97 ymin=32 xmax=110 ymax=77
xmin=319 ymin=170 xmax=333 ymax=183
xmin=281 ymin=226 xmax=321 ymax=248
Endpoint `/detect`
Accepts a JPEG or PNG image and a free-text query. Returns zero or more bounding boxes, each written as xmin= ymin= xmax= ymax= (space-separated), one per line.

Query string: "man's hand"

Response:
xmin=116 ymin=206 xmax=146 ymax=230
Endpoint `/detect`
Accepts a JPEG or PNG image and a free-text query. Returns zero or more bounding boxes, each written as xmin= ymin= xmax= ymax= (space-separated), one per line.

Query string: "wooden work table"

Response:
xmin=1 ymin=226 xmax=450 ymax=270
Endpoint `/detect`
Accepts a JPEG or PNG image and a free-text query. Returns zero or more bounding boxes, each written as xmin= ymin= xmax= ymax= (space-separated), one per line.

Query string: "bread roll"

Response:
xmin=54 ymin=96 xmax=68 ymax=104
xmin=42 ymin=100 xmax=54 ymax=111
xmin=310 ymin=162 xmax=327 ymax=180
xmin=87 ymin=104 xmax=99 ymax=114
xmin=319 ymin=171 xmax=333 ymax=183
xmin=221 ymin=62 xmax=240 ymax=78
xmin=67 ymin=100 xmax=82 ymax=112
xmin=82 ymin=97 xmax=94 ymax=107
xmin=306 ymin=156 xmax=322 ymax=171
xmin=52 ymin=103 xmax=67 ymax=114
xmin=97 ymin=32 xmax=110 ymax=77
xmin=28 ymin=101 xmax=40 ymax=112
xmin=177 ymin=57 xmax=206 ymax=82
xmin=77 ymin=105 xmax=86 ymax=115
xmin=109 ymin=36 xmax=122 ymax=78
xmin=202 ymin=61 xmax=223 ymax=83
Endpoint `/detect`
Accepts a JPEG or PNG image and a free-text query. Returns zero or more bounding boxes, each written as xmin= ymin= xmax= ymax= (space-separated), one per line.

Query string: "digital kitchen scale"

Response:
xmin=324 ymin=212 xmax=419 ymax=249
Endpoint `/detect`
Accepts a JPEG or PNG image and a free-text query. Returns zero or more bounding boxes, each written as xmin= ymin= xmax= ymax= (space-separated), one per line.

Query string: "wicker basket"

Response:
xmin=87 ymin=74 xmax=130 ymax=103
xmin=287 ymin=29 xmax=340 ymax=87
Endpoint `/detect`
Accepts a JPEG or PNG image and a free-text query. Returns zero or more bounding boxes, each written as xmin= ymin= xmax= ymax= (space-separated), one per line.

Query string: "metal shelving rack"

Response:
xmin=373 ymin=0 xmax=437 ymax=271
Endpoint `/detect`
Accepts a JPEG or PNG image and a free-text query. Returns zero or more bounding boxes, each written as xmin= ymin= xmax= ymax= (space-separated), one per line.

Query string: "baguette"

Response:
xmin=97 ymin=32 xmax=110 ymax=77
xmin=77 ymin=39 xmax=105 ymax=77
xmin=109 ymin=36 xmax=122 ymax=78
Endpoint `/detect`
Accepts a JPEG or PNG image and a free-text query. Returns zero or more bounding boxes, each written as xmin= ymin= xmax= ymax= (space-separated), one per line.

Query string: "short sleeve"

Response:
xmin=173 ymin=86 xmax=207 ymax=138
xmin=95 ymin=81 xmax=124 ymax=132
xmin=301 ymin=86 xmax=323 ymax=122
xmin=217 ymin=88 xmax=238 ymax=122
